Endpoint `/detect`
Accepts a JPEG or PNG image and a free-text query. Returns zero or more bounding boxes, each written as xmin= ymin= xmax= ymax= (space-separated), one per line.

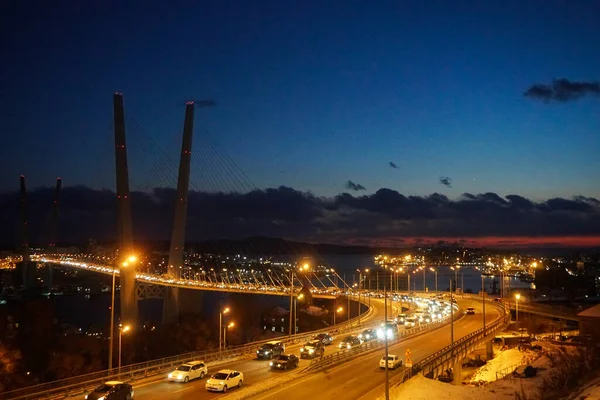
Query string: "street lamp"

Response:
xmin=481 ymin=274 xmax=486 ymax=334
xmin=430 ymin=268 xmax=437 ymax=294
xmin=223 ymin=322 xmax=235 ymax=348
xmin=118 ymin=324 xmax=131 ymax=374
xmin=422 ymin=266 xmax=426 ymax=292
xmin=294 ymin=294 xmax=304 ymax=334
xmin=334 ymin=306 xmax=343 ymax=326
xmin=109 ymin=255 xmax=135 ymax=370
xmin=219 ymin=307 xmax=230 ymax=352
xmin=515 ymin=293 xmax=521 ymax=324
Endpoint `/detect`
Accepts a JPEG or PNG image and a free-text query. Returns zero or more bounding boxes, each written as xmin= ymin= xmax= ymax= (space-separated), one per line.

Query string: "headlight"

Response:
xmin=85 ymin=396 xmax=88 ymax=400
xmin=219 ymin=381 xmax=224 ymax=385
xmin=300 ymin=348 xmax=304 ymax=352
xmin=269 ymin=362 xmax=273 ymax=366
xmin=97 ymin=397 xmax=105 ymax=400
xmin=309 ymin=349 xmax=314 ymax=353
xmin=346 ymin=344 xmax=351 ymax=349
xmin=168 ymin=372 xmax=173 ymax=378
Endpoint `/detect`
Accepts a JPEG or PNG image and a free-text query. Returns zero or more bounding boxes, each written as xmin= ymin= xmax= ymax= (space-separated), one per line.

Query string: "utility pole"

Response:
xmin=482 ymin=275 xmax=486 ymax=334
xmin=289 ymin=269 xmax=294 ymax=337
xmin=450 ymin=278 xmax=454 ymax=357
xmin=384 ymin=284 xmax=390 ymax=400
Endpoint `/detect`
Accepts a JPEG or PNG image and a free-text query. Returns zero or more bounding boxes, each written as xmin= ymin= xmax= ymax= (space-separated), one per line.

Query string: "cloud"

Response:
xmin=524 ymin=78 xmax=600 ymax=102
xmin=439 ymin=176 xmax=452 ymax=187
xmin=345 ymin=180 xmax=366 ymax=191
xmin=1 ymin=186 xmax=599 ymax=249
xmin=389 ymin=162 xmax=398 ymax=169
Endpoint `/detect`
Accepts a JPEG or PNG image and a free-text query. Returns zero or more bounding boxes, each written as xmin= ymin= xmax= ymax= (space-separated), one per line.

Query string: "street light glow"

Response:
xmin=515 ymin=293 xmax=521 ymax=300
xmin=228 ymin=322 xmax=235 ymax=329
xmin=122 ymin=325 xmax=131 ymax=333
xmin=337 ymin=307 xmax=343 ymax=313
xmin=223 ymin=307 xmax=230 ymax=314
xmin=128 ymin=255 xmax=137 ymax=263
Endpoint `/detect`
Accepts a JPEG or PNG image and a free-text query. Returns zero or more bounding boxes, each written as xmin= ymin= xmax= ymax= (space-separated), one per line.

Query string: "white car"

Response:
xmin=168 ymin=360 xmax=207 ymax=383
xmin=380 ymin=355 xmax=403 ymax=369
xmin=205 ymin=369 xmax=244 ymax=393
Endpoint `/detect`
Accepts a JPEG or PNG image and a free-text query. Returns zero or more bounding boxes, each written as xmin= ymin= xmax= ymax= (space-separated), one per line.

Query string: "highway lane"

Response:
xmin=247 ymin=298 xmax=502 ymax=400
xmin=130 ymin=297 xmax=395 ymax=400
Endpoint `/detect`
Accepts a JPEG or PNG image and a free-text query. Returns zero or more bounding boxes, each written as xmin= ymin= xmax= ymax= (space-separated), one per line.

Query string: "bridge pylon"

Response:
xmin=113 ymin=93 xmax=138 ymax=324
xmin=163 ymin=102 xmax=196 ymax=324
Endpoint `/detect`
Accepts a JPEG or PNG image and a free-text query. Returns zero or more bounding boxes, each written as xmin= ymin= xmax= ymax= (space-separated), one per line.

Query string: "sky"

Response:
xmin=1 ymin=1 xmax=599 ymax=248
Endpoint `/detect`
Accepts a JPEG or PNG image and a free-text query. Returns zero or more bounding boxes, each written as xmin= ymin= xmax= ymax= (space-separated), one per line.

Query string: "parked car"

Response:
xmin=84 ymin=381 xmax=133 ymax=400
xmin=256 ymin=341 xmax=285 ymax=359
xmin=168 ymin=360 xmax=207 ymax=383
xmin=205 ymin=369 xmax=243 ymax=393
xmin=300 ymin=340 xmax=325 ymax=358
xmin=379 ymin=355 xmax=403 ymax=369
xmin=270 ymin=354 xmax=300 ymax=370
xmin=314 ymin=333 xmax=334 ymax=345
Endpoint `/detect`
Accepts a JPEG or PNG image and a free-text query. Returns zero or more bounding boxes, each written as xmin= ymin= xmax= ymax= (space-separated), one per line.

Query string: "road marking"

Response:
xmin=173 ymin=386 xmax=194 ymax=393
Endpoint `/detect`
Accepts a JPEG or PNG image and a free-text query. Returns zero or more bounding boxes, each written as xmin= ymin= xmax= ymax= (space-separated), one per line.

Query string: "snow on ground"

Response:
xmin=568 ymin=375 xmax=600 ymax=400
xmin=378 ymin=374 xmax=513 ymax=400
xmin=469 ymin=348 xmax=535 ymax=384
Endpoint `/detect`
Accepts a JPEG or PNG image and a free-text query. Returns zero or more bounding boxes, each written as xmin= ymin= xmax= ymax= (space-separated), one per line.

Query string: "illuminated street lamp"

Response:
xmin=515 ymin=293 xmax=521 ymax=324
xmin=334 ymin=306 xmax=343 ymax=326
xmin=118 ymin=324 xmax=131 ymax=374
xmin=109 ymin=255 xmax=136 ymax=370
xmin=223 ymin=322 xmax=235 ymax=348
xmin=219 ymin=307 xmax=230 ymax=352
xmin=430 ymin=268 xmax=437 ymax=294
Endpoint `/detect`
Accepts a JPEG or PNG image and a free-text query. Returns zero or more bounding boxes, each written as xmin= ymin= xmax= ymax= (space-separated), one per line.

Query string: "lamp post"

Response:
xmin=289 ymin=269 xmax=294 ymax=338
xmin=223 ymin=322 xmax=234 ymax=348
xmin=422 ymin=267 xmax=426 ymax=292
xmin=118 ymin=324 xmax=131 ymax=374
xmin=481 ymin=274 xmax=486 ymax=334
xmin=430 ymin=268 xmax=437 ymax=294
xmin=334 ymin=306 xmax=343 ymax=326
xmin=295 ymin=294 xmax=304 ymax=334
xmin=219 ymin=307 xmax=230 ymax=352
xmin=109 ymin=255 xmax=136 ymax=370
xmin=450 ymin=279 xmax=454 ymax=357
xmin=515 ymin=293 xmax=521 ymax=325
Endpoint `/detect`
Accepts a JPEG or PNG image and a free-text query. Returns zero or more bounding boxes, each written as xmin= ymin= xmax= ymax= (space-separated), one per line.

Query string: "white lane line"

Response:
xmin=173 ymin=386 xmax=194 ymax=394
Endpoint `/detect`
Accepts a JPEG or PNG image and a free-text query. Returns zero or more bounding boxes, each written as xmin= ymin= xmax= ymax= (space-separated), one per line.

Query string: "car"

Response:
xmin=358 ymin=329 xmax=377 ymax=341
xmin=405 ymin=316 xmax=418 ymax=328
xmin=421 ymin=313 xmax=432 ymax=323
xmin=339 ymin=335 xmax=361 ymax=349
xmin=205 ymin=369 xmax=243 ymax=393
xmin=379 ymin=355 xmax=403 ymax=369
xmin=314 ymin=333 xmax=334 ymax=345
xmin=466 ymin=307 xmax=475 ymax=315
xmin=377 ymin=322 xmax=399 ymax=339
xmin=168 ymin=360 xmax=207 ymax=383
xmin=270 ymin=354 xmax=299 ymax=370
xmin=300 ymin=340 xmax=325 ymax=358
xmin=256 ymin=341 xmax=285 ymax=359
xmin=395 ymin=314 xmax=407 ymax=325
xmin=493 ymin=297 xmax=502 ymax=302
xmin=84 ymin=381 xmax=133 ymax=400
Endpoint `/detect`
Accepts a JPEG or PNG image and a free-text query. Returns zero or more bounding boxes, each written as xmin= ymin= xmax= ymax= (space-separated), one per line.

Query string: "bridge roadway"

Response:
xmin=249 ymin=297 xmax=500 ymax=400
xmin=127 ymin=297 xmax=396 ymax=400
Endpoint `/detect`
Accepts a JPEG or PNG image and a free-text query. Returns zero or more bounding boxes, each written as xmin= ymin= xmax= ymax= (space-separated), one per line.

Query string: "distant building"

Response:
xmin=261 ymin=305 xmax=291 ymax=334
xmin=577 ymin=303 xmax=600 ymax=341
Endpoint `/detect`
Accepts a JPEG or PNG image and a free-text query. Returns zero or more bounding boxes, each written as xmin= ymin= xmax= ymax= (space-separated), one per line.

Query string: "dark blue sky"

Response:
xmin=2 ymin=0 xmax=599 ymax=200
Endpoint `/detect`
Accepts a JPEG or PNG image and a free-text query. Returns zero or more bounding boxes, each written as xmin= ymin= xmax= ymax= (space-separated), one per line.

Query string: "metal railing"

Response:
xmin=304 ymin=304 xmax=462 ymax=373
xmin=408 ymin=301 xmax=509 ymax=381
xmin=494 ymin=353 xmax=539 ymax=381
xmin=2 ymin=297 xmax=374 ymax=400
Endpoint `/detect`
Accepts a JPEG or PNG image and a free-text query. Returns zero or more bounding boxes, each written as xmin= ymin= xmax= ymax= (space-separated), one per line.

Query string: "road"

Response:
xmin=131 ymin=297 xmax=400 ymax=400
xmin=247 ymin=298 xmax=501 ymax=400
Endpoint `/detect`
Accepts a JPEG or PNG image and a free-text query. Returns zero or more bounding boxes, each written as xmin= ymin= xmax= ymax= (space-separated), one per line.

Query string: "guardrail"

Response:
xmin=408 ymin=301 xmax=509 ymax=381
xmin=2 ymin=296 xmax=374 ymax=400
xmin=304 ymin=304 xmax=462 ymax=373
xmin=494 ymin=353 xmax=539 ymax=381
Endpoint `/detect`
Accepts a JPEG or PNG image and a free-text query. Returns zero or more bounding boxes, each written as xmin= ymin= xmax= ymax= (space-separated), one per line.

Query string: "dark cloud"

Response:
xmin=345 ymin=180 xmax=366 ymax=191
xmin=524 ymin=78 xmax=600 ymax=102
xmin=389 ymin=162 xmax=398 ymax=169
xmin=439 ymin=177 xmax=452 ymax=187
xmin=1 ymin=186 xmax=599 ymax=248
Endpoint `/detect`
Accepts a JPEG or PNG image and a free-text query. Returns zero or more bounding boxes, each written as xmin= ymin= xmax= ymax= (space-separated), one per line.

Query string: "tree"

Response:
xmin=0 ymin=342 xmax=23 ymax=392
xmin=46 ymin=336 xmax=103 ymax=380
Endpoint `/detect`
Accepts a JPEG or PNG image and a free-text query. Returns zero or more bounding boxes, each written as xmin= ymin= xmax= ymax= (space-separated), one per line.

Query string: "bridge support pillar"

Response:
xmin=163 ymin=102 xmax=195 ymax=324
xmin=113 ymin=93 xmax=138 ymax=324
xmin=452 ymin=359 xmax=463 ymax=385
xmin=486 ymin=340 xmax=494 ymax=361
